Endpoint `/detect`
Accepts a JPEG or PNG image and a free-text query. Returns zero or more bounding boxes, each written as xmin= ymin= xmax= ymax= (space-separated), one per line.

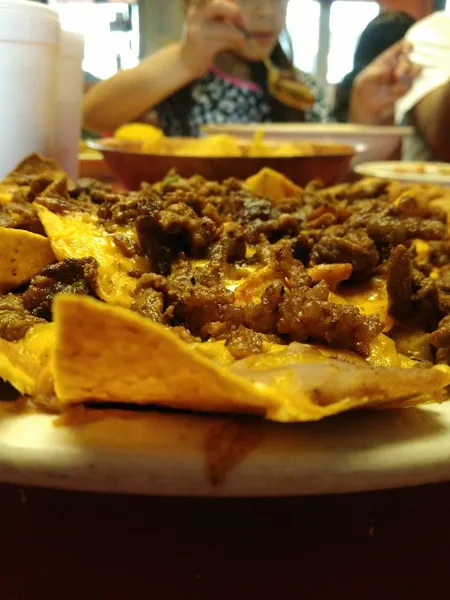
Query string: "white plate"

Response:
xmin=1 ymin=400 xmax=450 ymax=496
xmin=355 ymin=161 xmax=450 ymax=187
xmin=201 ymin=123 xmax=414 ymax=166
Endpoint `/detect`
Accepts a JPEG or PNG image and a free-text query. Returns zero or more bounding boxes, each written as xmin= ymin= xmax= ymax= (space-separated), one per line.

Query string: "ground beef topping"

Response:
xmin=0 ymin=199 xmax=45 ymax=235
xmin=0 ymin=294 xmax=46 ymax=341
xmin=5 ymin=158 xmax=450 ymax=365
xmin=225 ymin=326 xmax=264 ymax=360
xmin=387 ymin=245 xmax=441 ymax=329
xmin=22 ymin=258 xmax=98 ymax=320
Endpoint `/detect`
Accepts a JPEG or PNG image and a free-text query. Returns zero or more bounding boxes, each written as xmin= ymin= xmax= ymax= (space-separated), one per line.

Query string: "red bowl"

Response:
xmin=88 ymin=137 xmax=356 ymax=190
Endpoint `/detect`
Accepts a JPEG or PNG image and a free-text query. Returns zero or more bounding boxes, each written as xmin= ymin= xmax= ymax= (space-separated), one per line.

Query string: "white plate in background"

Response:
xmin=355 ymin=161 xmax=450 ymax=187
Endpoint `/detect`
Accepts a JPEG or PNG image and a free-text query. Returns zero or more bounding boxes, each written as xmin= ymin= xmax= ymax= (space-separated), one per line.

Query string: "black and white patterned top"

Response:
xmin=156 ymin=67 xmax=328 ymax=137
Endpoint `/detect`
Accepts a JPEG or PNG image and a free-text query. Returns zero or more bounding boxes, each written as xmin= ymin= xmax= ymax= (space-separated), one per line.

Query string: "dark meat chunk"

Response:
xmin=243 ymin=281 xmax=284 ymax=334
xmin=387 ymin=245 xmax=441 ymax=328
xmin=430 ymin=315 xmax=450 ymax=349
xmin=139 ymin=272 xmax=235 ymax=336
xmin=137 ymin=204 xmax=216 ymax=276
xmin=131 ymin=275 xmax=164 ymax=322
xmin=430 ymin=315 xmax=450 ymax=364
xmin=208 ymin=223 xmax=246 ymax=263
xmin=310 ymin=230 xmax=379 ymax=283
xmin=276 ymin=241 xmax=312 ymax=288
xmin=0 ymin=294 xmax=46 ymax=341
xmin=366 ymin=215 xmax=408 ymax=246
xmin=225 ymin=326 xmax=263 ymax=360
xmin=277 ymin=280 xmax=383 ymax=354
xmin=387 ymin=246 xmax=418 ymax=323
xmin=246 ymin=213 xmax=300 ymax=243
xmin=0 ymin=200 xmax=45 ymax=235
xmin=69 ymin=178 xmax=113 ymax=203
xmin=37 ymin=176 xmax=93 ymax=215
xmin=97 ymin=190 xmax=162 ymax=227
xmin=403 ymin=216 xmax=448 ymax=241
xmin=240 ymin=197 xmax=273 ymax=223
xmin=22 ymin=258 xmax=98 ymax=319
xmin=112 ymin=234 xmax=140 ymax=258
xmin=429 ymin=241 xmax=450 ymax=267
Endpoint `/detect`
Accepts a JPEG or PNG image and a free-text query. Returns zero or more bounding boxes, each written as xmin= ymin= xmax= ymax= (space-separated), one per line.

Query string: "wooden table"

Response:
xmin=2 ymin=481 xmax=450 ymax=599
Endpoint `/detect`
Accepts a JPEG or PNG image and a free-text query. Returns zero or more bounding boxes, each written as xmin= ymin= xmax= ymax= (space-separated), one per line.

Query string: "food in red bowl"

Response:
xmin=88 ymin=136 xmax=356 ymax=190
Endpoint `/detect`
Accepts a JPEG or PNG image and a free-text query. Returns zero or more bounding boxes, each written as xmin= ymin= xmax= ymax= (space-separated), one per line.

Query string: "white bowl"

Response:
xmin=201 ymin=123 xmax=413 ymax=166
xmin=355 ymin=161 xmax=450 ymax=188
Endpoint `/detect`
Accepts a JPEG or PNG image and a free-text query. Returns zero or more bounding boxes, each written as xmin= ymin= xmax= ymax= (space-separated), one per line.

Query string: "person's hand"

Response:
xmin=349 ymin=40 xmax=421 ymax=125
xmin=180 ymin=0 xmax=247 ymax=79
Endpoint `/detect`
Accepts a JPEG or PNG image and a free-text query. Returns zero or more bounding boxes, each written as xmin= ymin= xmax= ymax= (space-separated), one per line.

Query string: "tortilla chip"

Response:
xmin=245 ymin=168 xmax=302 ymax=202
xmin=114 ymin=123 xmax=163 ymax=144
xmin=248 ymin=131 xmax=270 ymax=157
xmin=175 ymin=135 xmax=242 ymax=157
xmin=51 ymin=295 xmax=450 ymax=423
xmin=0 ymin=323 xmax=55 ymax=396
xmin=0 ymin=227 xmax=55 ymax=293
xmin=3 ymin=153 xmax=64 ymax=185
xmin=231 ymin=349 xmax=450 ymax=422
xmin=36 ymin=205 xmax=148 ymax=307
xmin=52 ymin=295 xmax=275 ymax=414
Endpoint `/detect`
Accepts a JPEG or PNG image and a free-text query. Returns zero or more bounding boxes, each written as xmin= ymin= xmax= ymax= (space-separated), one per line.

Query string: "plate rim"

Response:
xmin=1 ymin=401 xmax=450 ymax=496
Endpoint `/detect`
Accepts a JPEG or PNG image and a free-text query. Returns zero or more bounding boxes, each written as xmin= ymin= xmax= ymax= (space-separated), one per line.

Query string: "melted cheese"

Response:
xmin=36 ymin=205 xmax=149 ymax=307
xmin=0 ymin=323 xmax=54 ymax=396
xmin=330 ymin=280 xmax=393 ymax=332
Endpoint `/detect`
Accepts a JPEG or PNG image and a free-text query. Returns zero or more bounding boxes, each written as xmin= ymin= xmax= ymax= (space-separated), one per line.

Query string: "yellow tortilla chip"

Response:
xmin=175 ymin=135 xmax=242 ymax=157
xmin=245 ymin=168 xmax=302 ymax=202
xmin=114 ymin=123 xmax=164 ymax=143
xmin=0 ymin=323 xmax=55 ymax=397
xmin=51 ymin=295 xmax=450 ymax=423
xmin=231 ymin=349 xmax=450 ymax=422
xmin=0 ymin=227 xmax=55 ymax=293
xmin=3 ymin=153 xmax=64 ymax=184
xmin=248 ymin=131 xmax=270 ymax=157
xmin=52 ymin=295 xmax=274 ymax=414
xmin=0 ymin=185 xmax=17 ymax=207
xmin=36 ymin=205 xmax=148 ymax=307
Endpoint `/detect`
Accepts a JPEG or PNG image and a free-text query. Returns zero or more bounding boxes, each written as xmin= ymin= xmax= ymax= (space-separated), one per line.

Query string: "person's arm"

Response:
xmin=82 ymin=43 xmax=197 ymax=134
xmin=348 ymin=40 xmax=419 ymax=125
xmin=83 ymin=0 xmax=246 ymax=134
xmin=412 ymin=80 xmax=450 ymax=162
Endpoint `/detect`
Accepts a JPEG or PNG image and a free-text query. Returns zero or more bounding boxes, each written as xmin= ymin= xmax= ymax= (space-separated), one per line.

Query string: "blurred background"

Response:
xmin=44 ymin=0 xmax=447 ymax=97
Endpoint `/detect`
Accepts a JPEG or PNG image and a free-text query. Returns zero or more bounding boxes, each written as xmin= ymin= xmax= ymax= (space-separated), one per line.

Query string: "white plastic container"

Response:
xmin=55 ymin=31 xmax=84 ymax=180
xmin=0 ymin=0 xmax=60 ymax=178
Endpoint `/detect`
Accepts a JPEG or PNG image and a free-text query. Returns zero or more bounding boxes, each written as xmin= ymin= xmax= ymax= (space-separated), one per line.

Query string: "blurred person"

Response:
xmin=83 ymin=0 xmax=418 ymax=136
xmin=334 ymin=11 xmax=416 ymax=124
xmin=396 ymin=10 xmax=450 ymax=161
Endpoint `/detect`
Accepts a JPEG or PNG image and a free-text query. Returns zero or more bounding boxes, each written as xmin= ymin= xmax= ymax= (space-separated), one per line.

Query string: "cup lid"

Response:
xmin=0 ymin=0 xmax=60 ymax=44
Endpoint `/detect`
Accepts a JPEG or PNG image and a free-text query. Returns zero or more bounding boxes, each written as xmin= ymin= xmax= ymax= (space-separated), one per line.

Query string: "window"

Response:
xmin=327 ymin=1 xmax=380 ymax=84
xmin=286 ymin=0 xmax=321 ymax=74
xmin=287 ymin=0 xmax=380 ymax=85
xmin=48 ymin=1 xmax=139 ymax=79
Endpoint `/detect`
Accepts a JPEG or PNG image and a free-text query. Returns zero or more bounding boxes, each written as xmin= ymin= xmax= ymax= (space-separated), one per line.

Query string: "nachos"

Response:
xmin=1 ymin=153 xmax=450 ymax=422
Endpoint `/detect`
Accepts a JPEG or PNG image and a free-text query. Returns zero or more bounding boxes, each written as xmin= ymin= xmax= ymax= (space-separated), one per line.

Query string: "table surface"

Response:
xmin=1 ymin=481 xmax=450 ymax=599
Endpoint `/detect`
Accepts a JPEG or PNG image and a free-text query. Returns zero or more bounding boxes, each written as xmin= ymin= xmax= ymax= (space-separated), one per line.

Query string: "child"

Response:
xmin=83 ymin=0 xmax=327 ymax=135
xmin=83 ymin=0 xmax=418 ymax=136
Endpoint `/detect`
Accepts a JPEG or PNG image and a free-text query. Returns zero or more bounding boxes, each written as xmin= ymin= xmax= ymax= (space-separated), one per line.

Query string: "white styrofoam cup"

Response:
xmin=55 ymin=31 xmax=85 ymax=180
xmin=0 ymin=0 xmax=60 ymax=178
